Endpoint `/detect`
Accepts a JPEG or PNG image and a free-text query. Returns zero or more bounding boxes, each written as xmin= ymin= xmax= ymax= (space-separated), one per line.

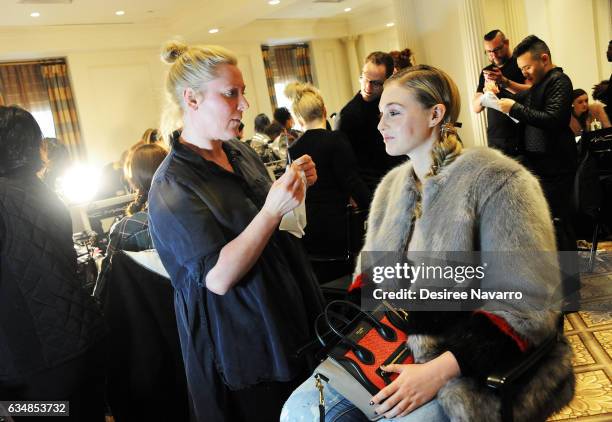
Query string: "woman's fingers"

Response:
xmin=382 ymin=397 xmax=412 ymax=419
xmin=374 ymin=388 xmax=403 ymax=416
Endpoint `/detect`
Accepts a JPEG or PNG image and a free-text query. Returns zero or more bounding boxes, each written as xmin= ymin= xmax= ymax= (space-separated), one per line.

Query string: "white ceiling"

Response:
xmin=0 ymin=0 xmax=383 ymax=27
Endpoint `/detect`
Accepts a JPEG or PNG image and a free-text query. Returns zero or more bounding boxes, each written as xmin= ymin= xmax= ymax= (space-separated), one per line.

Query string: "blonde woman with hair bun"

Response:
xmin=282 ymin=65 xmax=574 ymax=421
xmin=148 ymin=41 xmax=325 ymax=422
xmin=284 ymin=81 xmax=371 ymax=282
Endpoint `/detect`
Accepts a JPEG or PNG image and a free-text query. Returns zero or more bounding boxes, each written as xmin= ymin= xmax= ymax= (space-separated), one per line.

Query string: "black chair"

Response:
xmin=575 ymin=128 xmax=612 ymax=271
xmin=103 ymin=251 xmax=191 ymax=422
xmin=486 ymin=332 xmax=559 ymax=422
xmin=309 ymin=205 xmax=367 ymax=284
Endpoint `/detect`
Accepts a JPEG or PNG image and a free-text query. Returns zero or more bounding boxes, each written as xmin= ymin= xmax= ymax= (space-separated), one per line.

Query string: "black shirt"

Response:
xmin=289 ymin=128 xmax=371 ymax=255
xmin=148 ymin=136 xmax=324 ymax=421
xmin=336 ymin=92 xmax=406 ymax=193
xmin=477 ymin=57 xmax=525 ymax=155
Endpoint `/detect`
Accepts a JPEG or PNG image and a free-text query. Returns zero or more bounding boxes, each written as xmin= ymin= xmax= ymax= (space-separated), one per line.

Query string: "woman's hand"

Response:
xmin=292 ymin=154 xmax=317 ymax=187
xmin=371 ymin=351 xmax=460 ymax=419
xmin=262 ymin=166 xmax=305 ymax=219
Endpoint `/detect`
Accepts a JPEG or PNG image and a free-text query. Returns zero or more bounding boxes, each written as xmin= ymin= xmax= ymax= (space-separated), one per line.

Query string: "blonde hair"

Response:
xmin=160 ymin=40 xmax=237 ymax=138
xmin=386 ymin=65 xmax=463 ymax=218
xmin=284 ymin=82 xmax=325 ymax=124
xmin=387 ymin=64 xmax=463 ymax=178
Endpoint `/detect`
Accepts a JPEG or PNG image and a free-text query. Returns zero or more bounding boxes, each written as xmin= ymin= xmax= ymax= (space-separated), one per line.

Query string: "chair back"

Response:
xmin=103 ymin=251 xmax=191 ymax=421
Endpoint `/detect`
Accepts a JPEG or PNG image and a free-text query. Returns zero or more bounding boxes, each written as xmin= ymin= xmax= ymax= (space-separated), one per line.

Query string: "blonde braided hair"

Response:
xmin=386 ymin=65 xmax=464 ymax=218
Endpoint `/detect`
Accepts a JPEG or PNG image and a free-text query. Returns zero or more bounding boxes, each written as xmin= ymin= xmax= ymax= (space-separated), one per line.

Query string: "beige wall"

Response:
xmin=356 ymin=28 xmax=399 ymax=65
xmin=524 ymin=0 xmax=610 ymax=100
xmin=67 ymin=48 xmax=166 ymax=167
xmin=309 ymin=38 xmax=354 ymax=116
xmin=1 ymin=0 xmax=610 ymax=167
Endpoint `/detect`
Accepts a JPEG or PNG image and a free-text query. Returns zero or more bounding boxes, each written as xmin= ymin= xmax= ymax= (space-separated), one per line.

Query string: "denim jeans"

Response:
xmin=280 ymin=375 xmax=450 ymax=422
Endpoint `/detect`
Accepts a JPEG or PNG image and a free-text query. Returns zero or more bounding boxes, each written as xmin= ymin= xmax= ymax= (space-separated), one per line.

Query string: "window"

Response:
xmin=261 ymin=44 xmax=314 ymax=111
xmin=0 ymin=58 xmax=84 ymax=159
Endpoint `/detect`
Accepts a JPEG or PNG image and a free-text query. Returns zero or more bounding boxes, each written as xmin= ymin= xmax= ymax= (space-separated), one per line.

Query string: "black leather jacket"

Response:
xmin=510 ymin=67 xmax=577 ymax=176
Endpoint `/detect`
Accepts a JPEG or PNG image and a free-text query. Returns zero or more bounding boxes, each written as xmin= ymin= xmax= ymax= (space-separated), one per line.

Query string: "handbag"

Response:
xmin=312 ymin=300 xmax=413 ymax=421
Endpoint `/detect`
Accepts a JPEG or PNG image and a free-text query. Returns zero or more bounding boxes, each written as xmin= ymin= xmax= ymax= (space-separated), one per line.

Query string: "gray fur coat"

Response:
xmin=358 ymin=147 xmax=574 ymax=421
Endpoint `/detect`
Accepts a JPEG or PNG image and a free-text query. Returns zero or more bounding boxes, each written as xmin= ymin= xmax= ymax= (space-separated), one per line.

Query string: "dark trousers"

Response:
xmin=538 ymin=172 xmax=581 ymax=311
xmin=0 ymin=345 xmax=106 ymax=422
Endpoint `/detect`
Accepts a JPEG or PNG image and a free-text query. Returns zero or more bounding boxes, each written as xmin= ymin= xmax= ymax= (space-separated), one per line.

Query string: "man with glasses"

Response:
xmin=473 ymin=29 xmax=530 ymax=157
xmin=336 ymin=51 xmax=405 ymax=194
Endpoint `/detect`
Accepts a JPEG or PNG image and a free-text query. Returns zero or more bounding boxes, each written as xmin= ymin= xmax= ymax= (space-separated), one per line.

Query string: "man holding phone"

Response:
xmin=473 ymin=29 xmax=530 ymax=157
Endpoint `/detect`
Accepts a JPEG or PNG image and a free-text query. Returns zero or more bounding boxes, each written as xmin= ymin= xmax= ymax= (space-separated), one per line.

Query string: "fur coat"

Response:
xmin=358 ymin=147 xmax=575 ymax=421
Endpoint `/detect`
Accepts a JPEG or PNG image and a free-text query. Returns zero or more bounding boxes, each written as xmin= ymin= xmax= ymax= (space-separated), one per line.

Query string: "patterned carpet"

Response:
xmin=549 ymin=246 xmax=612 ymax=421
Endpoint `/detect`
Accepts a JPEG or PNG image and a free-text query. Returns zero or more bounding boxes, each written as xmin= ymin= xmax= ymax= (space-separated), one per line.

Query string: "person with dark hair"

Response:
xmin=249 ymin=113 xmax=274 ymax=159
xmin=39 ymin=136 xmax=71 ymax=190
xmin=600 ymin=40 xmax=612 ymax=121
xmin=389 ymin=48 xmax=413 ymax=74
xmin=274 ymin=106 xmax=293 ymax=129
xmin=336 ymin=51 xmax=405 ymax=194
xmin=0 ymin=105 xmax=107 ymax=421
xmin=271 ymin=107 xmax=302 ymax=163
xmin=255 ymin=112 xmax=270 ymax=133
xmin=498 ymin=35 xmax=580 ymax=308
xmin=473 ymin=29 xmax=530 ymax=157
xmin=264 ymin=120 xmax=285 ymax=141
xmin=569 ymin=88 xmax=611 ymax=135
xmin=94 ymin=143 xmax=168 ymax=300
xmin=593 ymin=79 xmax=612 ymax=123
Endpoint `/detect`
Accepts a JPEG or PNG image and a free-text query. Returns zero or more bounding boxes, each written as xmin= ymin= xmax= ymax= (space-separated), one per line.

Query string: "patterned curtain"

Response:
xmin=40 ymin=62 xmax=85 ymax=161
xmin=261 ymin=47 xmax=278 ymax=110
xmin=0 ymin=63 xmax=50 ymax=114
xmin=295 ymin=44 xmax=313 ymax=84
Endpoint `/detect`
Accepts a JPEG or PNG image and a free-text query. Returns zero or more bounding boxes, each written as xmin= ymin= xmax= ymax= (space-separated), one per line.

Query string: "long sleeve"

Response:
xmin=404 ymin=311 xmax=524 ymax=380
xmin=510 ymin=72 xmax=573 ymax=130
xmin=331 ymin=132 xmax=372 ymax=208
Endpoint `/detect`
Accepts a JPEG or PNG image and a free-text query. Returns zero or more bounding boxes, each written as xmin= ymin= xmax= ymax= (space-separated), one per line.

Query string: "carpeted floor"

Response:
xmin=549 ymin=245 xmax=612 ymax=421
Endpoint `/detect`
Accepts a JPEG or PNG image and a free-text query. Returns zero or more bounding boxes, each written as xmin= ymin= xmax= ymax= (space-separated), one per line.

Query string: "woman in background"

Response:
xmin=389 ymin=48 xmax=414 ymax=74
xmin=285 ymin=81 xmax=371 ymax=282
xmin=570 ymin=88 xmax=610 ymax=136
xmin=94 ymin=143 xmax=168 ymax=299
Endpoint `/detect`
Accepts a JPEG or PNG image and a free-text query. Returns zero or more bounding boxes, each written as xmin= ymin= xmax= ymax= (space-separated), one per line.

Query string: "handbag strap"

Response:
xmin=315 ymin=374 xmax=325 ymax=422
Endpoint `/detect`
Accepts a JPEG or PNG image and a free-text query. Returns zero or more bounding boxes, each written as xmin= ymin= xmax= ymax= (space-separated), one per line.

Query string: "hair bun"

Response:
xmin=284 ymin=81 xmax=319 ymax=102
xmin=161 ymin=40 xmax=188 ymax=64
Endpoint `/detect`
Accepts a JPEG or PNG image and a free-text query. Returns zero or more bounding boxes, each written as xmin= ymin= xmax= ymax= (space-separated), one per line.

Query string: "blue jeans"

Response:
xmin=281 ymin=375 xmax=450 ymax=422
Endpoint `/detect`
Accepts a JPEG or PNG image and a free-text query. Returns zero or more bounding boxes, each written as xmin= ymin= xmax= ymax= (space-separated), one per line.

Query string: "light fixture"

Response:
xmin=386 ymin=22 xmax=395 ymax=27
xmin=268 ymin=0 xmax=280 ymax=5
xmin=209 ymin=28 xmax=219 ymax=34
xmin=30 ymin=12 xmax=40 ymax=17
xmin=344 ymin=7 xmax=351 ymax=12
xmin=115 ymin=10 xmax=125 ymax=16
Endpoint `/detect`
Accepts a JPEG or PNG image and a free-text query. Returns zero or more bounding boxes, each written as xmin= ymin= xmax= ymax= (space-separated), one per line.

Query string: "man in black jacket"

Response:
xmin=499 ymin=35 xmax=579 ymax=309
xmin=336 ymin=51 xmax=406 ymax=194
xmin=473 ymin=29 xmax=530 ymax=157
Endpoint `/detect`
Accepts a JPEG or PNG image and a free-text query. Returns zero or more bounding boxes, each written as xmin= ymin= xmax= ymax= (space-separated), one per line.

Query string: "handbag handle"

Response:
xmin=322 ymin=300 xmax=398 ymax=365
xmin=325 ymin=300 xmax=397 ymax=343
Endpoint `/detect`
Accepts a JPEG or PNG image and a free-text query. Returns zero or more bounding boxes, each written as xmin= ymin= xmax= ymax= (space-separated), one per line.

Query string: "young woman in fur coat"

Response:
xmin=281 ymin=65 xmax=574 ymax=421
